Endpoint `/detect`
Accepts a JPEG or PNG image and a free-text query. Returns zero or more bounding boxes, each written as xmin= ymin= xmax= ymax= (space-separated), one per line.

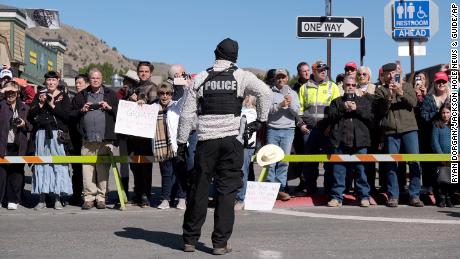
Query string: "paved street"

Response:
xmin=1 ymin=163 xmax=459 ymax=259
xmin=1 ymin=204 xmax=459 ymax=259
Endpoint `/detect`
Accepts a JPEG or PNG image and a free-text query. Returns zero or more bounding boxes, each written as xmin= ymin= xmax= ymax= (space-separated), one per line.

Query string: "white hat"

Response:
xmin=256 ymin=144 xmax=285 ymax=166
xmin=0 ymin=69 xmax=13 ymax=79
xmin=122 ymin=69 xmax=140 ymax=83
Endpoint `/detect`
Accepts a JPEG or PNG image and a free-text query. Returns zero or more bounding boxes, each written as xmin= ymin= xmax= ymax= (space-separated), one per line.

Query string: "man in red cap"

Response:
xmin=338 ymin=61 xmax=358 ymax=95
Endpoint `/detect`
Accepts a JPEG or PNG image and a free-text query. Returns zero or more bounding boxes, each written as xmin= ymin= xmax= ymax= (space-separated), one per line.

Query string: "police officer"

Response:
xmin=177 ymin=38 xmax=271 ymax=255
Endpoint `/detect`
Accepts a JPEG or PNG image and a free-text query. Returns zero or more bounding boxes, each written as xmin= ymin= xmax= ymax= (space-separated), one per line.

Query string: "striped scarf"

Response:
xmin=153 ymin=106 xmax=174 ymax=162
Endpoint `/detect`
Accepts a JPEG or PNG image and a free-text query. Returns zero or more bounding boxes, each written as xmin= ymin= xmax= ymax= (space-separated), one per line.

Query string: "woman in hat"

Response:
xmin=0 ymin=81 xmax=31 ymax=210
xmin=28 ymin=71 xmax=72 ymax=210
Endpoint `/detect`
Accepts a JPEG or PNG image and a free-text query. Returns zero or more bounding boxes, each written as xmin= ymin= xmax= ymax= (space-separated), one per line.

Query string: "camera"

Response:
xmin=10 ymin=117 xmax=22 ymax=128
xmin=395 ymin=74 xmax=401 ymax=83
xmin=126 ymin=86 xmax=147 ymax=101
xmin=89 ymin=103 xmax=102 ymax=110
xmin=343 ymin=93 xmax=356 ymax=101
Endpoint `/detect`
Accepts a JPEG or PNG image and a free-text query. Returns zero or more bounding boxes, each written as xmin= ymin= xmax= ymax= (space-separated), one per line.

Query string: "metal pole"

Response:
xmin=326 ymin=0 xmax=332 ymax=79
xmin=409 ymin=38 xmax=415 ymax=80
xmin=360 ymin=18 xmax=365 ymax=66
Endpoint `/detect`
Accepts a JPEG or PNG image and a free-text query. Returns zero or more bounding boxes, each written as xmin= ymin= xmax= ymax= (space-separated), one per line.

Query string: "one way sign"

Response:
xmin=297 ymin=16 xmax=363 ymax=39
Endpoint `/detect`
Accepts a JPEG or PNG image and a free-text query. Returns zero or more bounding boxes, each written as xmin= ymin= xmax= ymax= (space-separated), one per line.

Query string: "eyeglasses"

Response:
xmin=345 ymin=83 xmax=357 ymax=87
xmin=158 ymin=91 xmax=172 ymax=96
xmin=358 ymin=72 xmax=368 ymax=77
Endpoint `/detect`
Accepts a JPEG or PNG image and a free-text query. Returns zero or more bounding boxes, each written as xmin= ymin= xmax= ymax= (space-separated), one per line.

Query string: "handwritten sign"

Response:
xmin=114 ymin=100 xmax=159 ymax=139
xmin=244 ymin=181 xmax=280 ymax=211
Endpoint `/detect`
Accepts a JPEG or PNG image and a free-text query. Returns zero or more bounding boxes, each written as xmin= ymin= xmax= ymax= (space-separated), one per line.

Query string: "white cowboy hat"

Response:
xmin=122 ymin=69 xmax=140 ymax=83
xmin=256 ymin=144 xmax=285 ymax=166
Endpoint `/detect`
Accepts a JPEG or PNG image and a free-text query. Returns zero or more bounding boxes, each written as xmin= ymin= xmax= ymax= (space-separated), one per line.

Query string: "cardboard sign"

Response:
xmin=114 ymin=100 xmax=159 ymax=139
xmin=244 ymin=181 xmax=280 ymax=211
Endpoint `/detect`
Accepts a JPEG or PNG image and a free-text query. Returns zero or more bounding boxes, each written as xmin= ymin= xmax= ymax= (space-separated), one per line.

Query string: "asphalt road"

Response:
xmin=1 ymin=204 xmax=459 ymax=259
xmin=1 ymin=157 xmax=459 ymax=258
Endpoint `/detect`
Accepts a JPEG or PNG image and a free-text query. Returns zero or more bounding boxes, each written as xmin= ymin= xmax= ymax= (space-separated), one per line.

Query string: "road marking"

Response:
xmin=265 ymin=209 xmax=460 ymax=225
xmin=254 ymin=250 xmax=282 ymax=259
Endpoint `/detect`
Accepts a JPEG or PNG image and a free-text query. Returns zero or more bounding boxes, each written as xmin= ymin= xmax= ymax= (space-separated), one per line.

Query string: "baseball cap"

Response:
xmin=0 ymin=69 xmax=13 ymax=79
xmin=275 ymin=69 xmax=288 ymax=78
xmin=433 ymin=72 xmax=448 ymax=82
xmin=344 ymin=61 xmax=357 ymax=70
xmin=312 ymin=61 xmax=329 ymax=71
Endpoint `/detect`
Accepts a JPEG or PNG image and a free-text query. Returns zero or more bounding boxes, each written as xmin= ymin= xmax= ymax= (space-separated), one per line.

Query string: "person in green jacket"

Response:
xmin=374 ymin=63 xmax=423 ymax=208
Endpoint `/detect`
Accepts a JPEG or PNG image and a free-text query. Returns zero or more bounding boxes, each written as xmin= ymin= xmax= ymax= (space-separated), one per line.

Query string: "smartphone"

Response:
xmin=395 ymin=74 xmax=400 ymax=83
xmin=173 ymin=77 xmax=187 ymax=86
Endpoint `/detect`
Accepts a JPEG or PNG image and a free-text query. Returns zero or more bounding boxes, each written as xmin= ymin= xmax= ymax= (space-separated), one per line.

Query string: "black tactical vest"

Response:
xmin=198 ymin=67 xmax=243 ymax=116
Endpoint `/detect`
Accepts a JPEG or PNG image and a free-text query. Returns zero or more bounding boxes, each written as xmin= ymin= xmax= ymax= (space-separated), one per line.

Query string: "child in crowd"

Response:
xmin=431 ymin=103 xmax=454 ymax=207
xmin=235 ymin=95 xmax=257 ymax=210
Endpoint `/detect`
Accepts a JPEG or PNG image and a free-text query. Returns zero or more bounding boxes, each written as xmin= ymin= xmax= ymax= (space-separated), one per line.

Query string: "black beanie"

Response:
xmin=214 ymin=38 xmax=238 ymax=63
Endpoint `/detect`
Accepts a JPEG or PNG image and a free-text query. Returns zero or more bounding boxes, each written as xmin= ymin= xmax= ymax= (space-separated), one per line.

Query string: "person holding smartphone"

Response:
xmin=374 ymin=63 xmax=423 ymax=208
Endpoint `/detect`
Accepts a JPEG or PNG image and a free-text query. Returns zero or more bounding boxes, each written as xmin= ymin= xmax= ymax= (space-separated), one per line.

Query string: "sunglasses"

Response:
xmin=345 ymin=83 xmax=357 ymax=87
xmin=345 ymin=68 xmax=356 ymax=72
xmin=158 ymin=91 xmax=172 ymax=96
xmin=436 ymin=80 xmax=447 ymax=84
xmin=358 ymin=72 xmax=368 ymax=77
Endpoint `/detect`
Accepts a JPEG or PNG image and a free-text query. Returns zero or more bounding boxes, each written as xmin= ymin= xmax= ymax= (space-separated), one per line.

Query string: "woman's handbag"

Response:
xmin=436 ymin=166 xmax=452 ymax=185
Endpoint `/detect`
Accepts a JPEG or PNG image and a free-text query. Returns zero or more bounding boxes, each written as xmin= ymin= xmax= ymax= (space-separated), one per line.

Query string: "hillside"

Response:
xmin=27 ymin=24 xmax=266 ymax=78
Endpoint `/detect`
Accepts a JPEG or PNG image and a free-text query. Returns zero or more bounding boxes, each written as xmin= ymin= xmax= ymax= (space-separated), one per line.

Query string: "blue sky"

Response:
xmin=3 ymin=0 xmax=455 ymax=79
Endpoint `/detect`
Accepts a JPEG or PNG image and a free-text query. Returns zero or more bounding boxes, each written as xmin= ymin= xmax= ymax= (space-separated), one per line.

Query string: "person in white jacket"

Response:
xmin=151 ymin=82 xmax=187 ymax=210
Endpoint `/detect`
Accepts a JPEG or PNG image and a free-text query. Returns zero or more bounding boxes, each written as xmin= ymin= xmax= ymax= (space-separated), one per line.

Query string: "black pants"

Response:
xmin=182 ymin=136 xmax=243 ymax=248
xmin=70 ymin=142 xmax=83 ymax=200
xmin=0 ymin=144 xmax=24 ymax=204
xmin=128 ymin=137 xmax=153 ymax=198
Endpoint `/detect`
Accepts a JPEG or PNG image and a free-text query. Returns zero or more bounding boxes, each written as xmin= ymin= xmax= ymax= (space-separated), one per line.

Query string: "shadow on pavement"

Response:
xmin=438 ymin=210 xmax=460 ymax=218
xmin=114 ymin=227 xmax=211 ymax=253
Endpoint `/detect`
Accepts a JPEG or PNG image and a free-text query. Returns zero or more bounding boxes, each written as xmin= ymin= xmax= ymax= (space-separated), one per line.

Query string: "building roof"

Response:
xmin=0 ymin=4 xmax=26 ymax=17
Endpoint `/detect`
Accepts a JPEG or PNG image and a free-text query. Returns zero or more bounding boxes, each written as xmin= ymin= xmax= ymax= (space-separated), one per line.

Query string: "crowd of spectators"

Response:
xmin=0 ymin=59 xmax=457 ymax=211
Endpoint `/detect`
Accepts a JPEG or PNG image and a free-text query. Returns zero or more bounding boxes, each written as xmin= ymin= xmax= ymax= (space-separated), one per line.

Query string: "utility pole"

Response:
xmin=326 ymin=0 xmax=332 ymax=79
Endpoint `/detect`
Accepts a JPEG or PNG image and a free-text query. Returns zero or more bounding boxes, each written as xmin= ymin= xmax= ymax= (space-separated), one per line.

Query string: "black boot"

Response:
xmin=436 ymin=195 xmax=446 ymax=208
xmin=121 ymin=177 xmax=129 ymax=198
xmin=446 ymin=196 xmax=454 ymax=208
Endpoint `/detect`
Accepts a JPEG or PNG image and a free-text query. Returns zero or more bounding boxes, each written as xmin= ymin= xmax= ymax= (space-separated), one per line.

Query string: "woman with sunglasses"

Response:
xmin=0 ymin=81 xmax=31 ymax=210
xmin=151 ymin=83 xmax=187 ymax=210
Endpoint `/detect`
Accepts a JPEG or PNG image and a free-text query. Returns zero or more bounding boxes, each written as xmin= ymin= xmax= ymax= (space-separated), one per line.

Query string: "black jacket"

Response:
xmin=70 ymin=86 xmax=119 ymax=141
xmin=328 ymin=94 xmax=373 ymax=148
xmin=0 ymin=100 xmax=32 ymax=156
xmin=28 ymin=91 xmax=70 ymax=132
